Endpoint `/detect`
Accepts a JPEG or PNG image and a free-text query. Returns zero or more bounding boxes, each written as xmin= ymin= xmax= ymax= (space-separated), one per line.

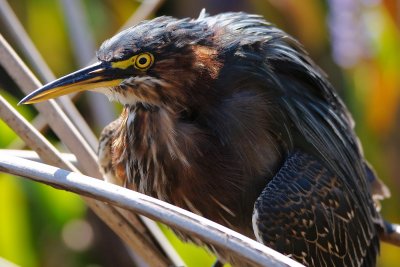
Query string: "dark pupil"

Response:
xmin=138 ymin=57 xmax=147 ymax=65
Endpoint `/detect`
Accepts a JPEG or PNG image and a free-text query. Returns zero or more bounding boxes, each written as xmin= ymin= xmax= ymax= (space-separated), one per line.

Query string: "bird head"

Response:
xmin=19 ymin=15 xmax=222 ymax=113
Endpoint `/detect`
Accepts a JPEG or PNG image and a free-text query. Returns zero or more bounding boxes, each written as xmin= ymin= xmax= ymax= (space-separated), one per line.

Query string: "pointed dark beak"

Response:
xmin=19 ymin=61 xmax=125 ymax=104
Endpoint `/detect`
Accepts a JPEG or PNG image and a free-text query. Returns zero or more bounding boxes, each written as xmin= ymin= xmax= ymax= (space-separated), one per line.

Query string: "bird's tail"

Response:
xmin=380 ymin=221 xmax=400 ymax=247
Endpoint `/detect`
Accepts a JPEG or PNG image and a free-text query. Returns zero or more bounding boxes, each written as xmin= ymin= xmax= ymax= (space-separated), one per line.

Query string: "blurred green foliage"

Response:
xmin=0 ymin=0 xmax=399 ymax=266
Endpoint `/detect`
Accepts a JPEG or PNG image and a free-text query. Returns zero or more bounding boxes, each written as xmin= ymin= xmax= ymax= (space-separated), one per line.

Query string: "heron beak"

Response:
xmin=19 ymin=61 xmax=124 ymax=104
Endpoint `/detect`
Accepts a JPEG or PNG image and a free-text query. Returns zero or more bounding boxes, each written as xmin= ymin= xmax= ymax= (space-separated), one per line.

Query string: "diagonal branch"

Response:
xmin=0 ymin=95 xmax=171 ymax=266
xmin=1 ymin=0 xmax=184 ymax=260
xmin=0 ymin=1 xmax=185 ymax=264
xmin=0 ymin=0 xmax=165 ymax=137
xmin=0 ymin=0 xmax=54 ymax=82
xmin=58 ymin=0 xmax=115 ymax=128
xmin=0 ymin=155 xmax=304 ymax=267
xmin=0 ymin=35 xmax=175 ymax=266
xmin=0 ymin=34 xmax=99 ymax=176
xmin=0 ymin=0 xmax=98 ymax=149
xmin=0 ymin=95 xmax=77 ymax=171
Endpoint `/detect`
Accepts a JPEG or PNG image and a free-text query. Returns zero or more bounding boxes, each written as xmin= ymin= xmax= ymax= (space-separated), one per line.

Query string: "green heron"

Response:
xmin=20 ymin=11 xmax=400 ymax=267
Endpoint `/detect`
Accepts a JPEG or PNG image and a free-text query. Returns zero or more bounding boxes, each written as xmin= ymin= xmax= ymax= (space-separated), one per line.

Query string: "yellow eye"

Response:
xmin=134 ymin=53 xmax=154 ymax=70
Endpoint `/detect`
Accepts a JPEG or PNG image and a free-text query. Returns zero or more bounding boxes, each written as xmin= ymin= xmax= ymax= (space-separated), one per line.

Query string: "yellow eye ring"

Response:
xmin=134 ymin=52 xmax=154 ymax=70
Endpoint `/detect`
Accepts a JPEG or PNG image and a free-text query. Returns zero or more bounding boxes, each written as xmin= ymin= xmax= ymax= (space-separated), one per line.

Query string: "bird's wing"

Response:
xmin=252 ymin=151 xmax=379 ymax=267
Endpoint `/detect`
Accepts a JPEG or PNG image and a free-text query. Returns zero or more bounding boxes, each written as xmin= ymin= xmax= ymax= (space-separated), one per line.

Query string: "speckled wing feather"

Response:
xmin=253 ymin=151 xmax=379 ymax=267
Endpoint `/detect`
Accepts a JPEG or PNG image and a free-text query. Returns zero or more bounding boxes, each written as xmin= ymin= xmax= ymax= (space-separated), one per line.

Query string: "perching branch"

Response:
xmin=0 ymin=155 xmax=304 ymax=267
xmin=0 ymin=149 xmax=77 ymax=166
xmin=0 ymin=2 xmax=298 ymax=266
xmin=0 ymin=95 xmax=78 ymax=171
xmin=0 ymin=34 xmax=178 ymax=266
xmin=0 ymin=34 xmax=99 ymax=176
xmin=0 ymin=93 xmax=171 ymax=266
